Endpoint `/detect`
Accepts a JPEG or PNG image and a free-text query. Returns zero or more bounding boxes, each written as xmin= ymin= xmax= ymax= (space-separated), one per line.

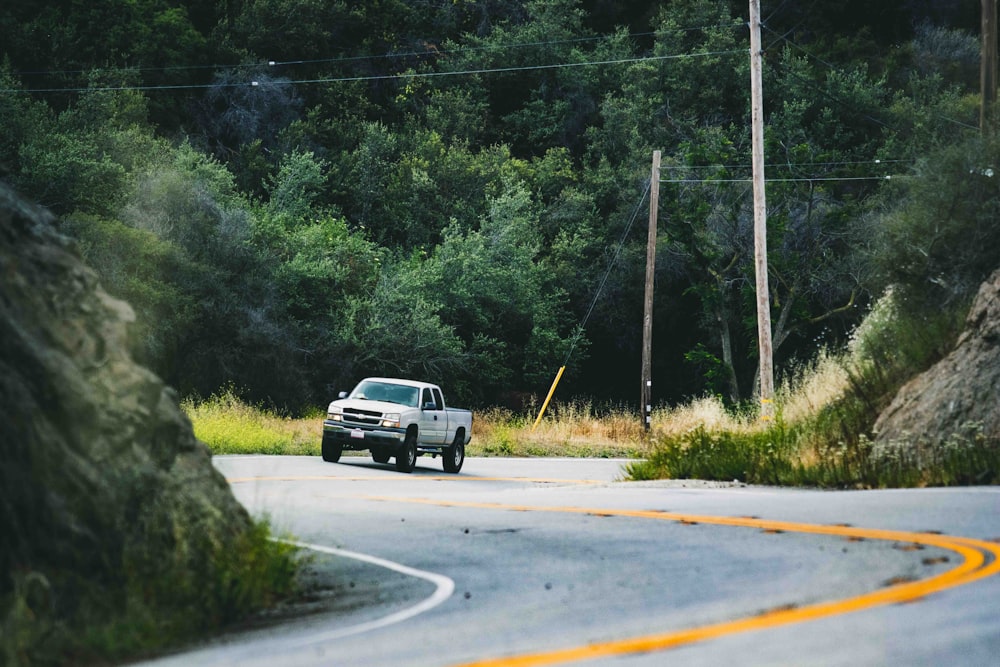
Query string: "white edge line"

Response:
xmin=276 ymin=539 xmax=455 ymax=645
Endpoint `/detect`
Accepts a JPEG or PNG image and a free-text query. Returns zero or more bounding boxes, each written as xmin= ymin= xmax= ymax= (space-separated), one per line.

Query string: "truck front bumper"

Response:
xmin=323 ymin=420 xmax=406 ymax=450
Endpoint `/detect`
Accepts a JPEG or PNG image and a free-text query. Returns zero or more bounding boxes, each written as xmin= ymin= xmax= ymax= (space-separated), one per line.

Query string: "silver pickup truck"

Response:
xmin=322 ymin=377 xmax=473 ymax=473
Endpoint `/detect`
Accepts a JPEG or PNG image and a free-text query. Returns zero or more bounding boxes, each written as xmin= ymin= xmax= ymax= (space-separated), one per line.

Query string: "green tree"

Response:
xmin=332 ymin=257 xmax=467 ymax=395
xmin=424 ymin=175 xmax=578 ymax=401
xmin=15 ymin=81 xmax=161 ymax=216
xmin=873 ymin=136 xmax=1000 ymax=315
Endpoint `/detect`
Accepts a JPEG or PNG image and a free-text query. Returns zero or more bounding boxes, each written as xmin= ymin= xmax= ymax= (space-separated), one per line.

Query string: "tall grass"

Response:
xmin=185 ymin=294 xmax=999 ymax=488
xmin=629 ymin=292 xmax=1000 ymax=488
xmin=4 ymin=519 xmax=301 ymax=666
xmin=72 ymin=520 xmax=300 ymax=663
xmin=185 ymin=390 xmax=653 ymax=459
xmin=474 ymin=401 xmax=651 ymax=458
xmin=183 ymin=387 xmax=322 ymax=455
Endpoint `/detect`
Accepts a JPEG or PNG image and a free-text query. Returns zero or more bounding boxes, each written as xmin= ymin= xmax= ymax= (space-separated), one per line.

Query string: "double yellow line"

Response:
xmin=228 ymin=474 xmax=999 ymax=666
xmin=371 ymin=497 xmax=1000 ymax=667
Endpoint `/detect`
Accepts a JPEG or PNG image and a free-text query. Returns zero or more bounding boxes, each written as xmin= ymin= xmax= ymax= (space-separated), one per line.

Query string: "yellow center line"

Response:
xmin=227 ymin=475 xmax=604 ymax=485
xmin=364 ymin=496 xmax=1000 ymax=667
xmin=226 ymin=474 xmax=999 ymax=666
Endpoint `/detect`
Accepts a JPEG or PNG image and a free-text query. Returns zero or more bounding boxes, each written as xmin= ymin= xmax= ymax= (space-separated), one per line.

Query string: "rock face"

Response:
xmin=0 ymin=184 xmax=252 ymax=654
xmin=874 ymin=267 xmax=1000 ymax=449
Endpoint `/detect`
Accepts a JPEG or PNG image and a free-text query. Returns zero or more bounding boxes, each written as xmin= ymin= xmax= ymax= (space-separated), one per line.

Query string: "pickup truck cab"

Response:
xmin=322 ymin=377 xmax=473 ymax=473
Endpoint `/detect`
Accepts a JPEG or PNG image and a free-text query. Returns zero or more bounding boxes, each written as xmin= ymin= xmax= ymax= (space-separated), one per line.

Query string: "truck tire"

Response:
xmin=321 ymin=434 xmax=343 ymax=462
xmin=443 ymin=430 xmax=465 ymax=473
xmin=372 ymin=447 xmax=391 ymax=464
xmin=396 ymin=431 xmax=417 ymax=473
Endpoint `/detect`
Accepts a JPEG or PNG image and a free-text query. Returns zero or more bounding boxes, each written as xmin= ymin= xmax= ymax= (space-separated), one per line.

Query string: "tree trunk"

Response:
xmin=717 ymin=304 xmax=741 ymax=401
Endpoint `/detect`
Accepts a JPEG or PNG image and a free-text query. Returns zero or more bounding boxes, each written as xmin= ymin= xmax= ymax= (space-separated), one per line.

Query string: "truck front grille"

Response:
xmin=341 ymin=408 xmax=382 ymax=426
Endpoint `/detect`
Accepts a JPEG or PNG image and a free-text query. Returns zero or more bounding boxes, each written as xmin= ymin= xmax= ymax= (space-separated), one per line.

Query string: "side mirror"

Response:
xmin=338 ymin=391 xmax=347 ymax=399
xmin=423 ymin=401 xmax=437 ymax=410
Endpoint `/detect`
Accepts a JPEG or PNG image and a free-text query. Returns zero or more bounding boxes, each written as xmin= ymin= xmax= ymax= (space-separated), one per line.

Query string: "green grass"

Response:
xmin=626 ymin=415 xmax=1000 ymax=488
xmin=5 ymin=519 xmax=300 ymax=667
xmin=629 ymin=293 xmax=1000 ymax=489
xmin=183 ymin=387 xmax=322 ymax=455
xmin=184 ymin=392 xmax=649 ymax=459
xmin=627 ymin=420 xmax=799 ymax=485
xmin=185 ymin=373 xmax=999 ymax=487
xmin=185 ymin=293 xmax=1000 ymax=489
xmin=71 ymin=519 xmax=300 ymax=662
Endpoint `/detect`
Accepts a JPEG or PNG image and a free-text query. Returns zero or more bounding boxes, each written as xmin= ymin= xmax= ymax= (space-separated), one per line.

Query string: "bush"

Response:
xmin=627 ymin=422 xmax=798 ymax=485
xmin=628 ymin=287 xmax=997 ymax=489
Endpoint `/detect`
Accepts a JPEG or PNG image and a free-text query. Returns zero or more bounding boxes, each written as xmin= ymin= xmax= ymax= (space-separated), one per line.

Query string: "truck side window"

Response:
xmin=432 ymin=388 xmax=444 ymax=411
xmin=422 ymin=388 xmax=434 ymax=409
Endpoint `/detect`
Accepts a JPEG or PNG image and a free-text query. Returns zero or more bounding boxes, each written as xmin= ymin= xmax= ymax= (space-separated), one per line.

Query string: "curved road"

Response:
xmin=140 ymin=455 xmax=1000 ymax=666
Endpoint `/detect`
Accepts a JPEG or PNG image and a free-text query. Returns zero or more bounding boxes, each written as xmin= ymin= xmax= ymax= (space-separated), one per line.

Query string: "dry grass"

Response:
xmin=776 ymin=349 xmax=851 ymax=424
xmin=651 ymin=395 xmax=748 ymax=436
xmin=472 ymin=401 xmax=651 ymax=458
xmin=185 ymin=350 xmax=854 ymax=464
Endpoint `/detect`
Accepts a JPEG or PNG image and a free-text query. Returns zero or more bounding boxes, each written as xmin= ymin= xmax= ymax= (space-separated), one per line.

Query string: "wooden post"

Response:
xmin=983 ymin=0 xmax=998 ymax=134
xmin=641 ymin=150 xmax=660 ymax=431
xmin=749 ymin=0 xmax=775 ymax=421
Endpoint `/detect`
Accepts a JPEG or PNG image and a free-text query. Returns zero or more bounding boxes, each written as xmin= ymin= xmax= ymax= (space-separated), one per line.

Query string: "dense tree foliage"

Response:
xmin=0 ymin=1 xmax=993 ymax=410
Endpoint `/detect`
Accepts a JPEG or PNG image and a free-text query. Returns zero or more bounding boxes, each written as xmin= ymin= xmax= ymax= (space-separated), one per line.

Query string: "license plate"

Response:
xmin=350 ymin=429 xmax=365 ymax=439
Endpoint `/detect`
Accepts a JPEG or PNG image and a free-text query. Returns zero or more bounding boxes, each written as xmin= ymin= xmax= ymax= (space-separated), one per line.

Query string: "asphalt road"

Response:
xmin=138 ymin=455 xmax=1000 ymax=667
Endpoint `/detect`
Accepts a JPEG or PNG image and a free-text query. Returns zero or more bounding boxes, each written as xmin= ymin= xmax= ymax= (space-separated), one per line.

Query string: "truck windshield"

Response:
xmin=350 ymin=381 xmax=420 ymax=407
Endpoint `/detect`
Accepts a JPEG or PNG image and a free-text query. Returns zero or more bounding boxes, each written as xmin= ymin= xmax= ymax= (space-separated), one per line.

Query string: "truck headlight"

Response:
xmin=382 ymin=413 xmax=400 ymax=428
xmin=328 ymin=405 xmax=343 ymax=421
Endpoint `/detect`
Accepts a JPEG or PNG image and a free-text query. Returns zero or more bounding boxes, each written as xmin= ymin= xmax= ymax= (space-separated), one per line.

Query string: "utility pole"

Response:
xmin=982 ymin=0 xmax=998 ymax=135
xmin=641 ymin=150 xmax=660 ymax=431
xmin=749 ymin=0 xmax=774 ymax=421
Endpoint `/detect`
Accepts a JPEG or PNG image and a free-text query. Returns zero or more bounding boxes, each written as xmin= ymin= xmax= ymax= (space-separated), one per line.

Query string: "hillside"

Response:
xmin=0 ymin=1 xmax=995 ymax=414
xmin=0 ymin=182 xmax=296 ymax=664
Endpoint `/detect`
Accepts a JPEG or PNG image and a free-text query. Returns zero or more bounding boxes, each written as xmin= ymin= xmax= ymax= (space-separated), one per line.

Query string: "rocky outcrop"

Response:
xmin=0 ymin=183 xmax=252 ymax=660
xmin=874 ymin=267 xmax=1000 ymax=451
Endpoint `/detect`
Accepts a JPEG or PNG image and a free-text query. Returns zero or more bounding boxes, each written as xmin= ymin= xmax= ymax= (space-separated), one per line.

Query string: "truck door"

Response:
xmin=419 ymin=387 xmax=445 ymax=444
xmin=432 ymin=388 xmax=453 ymax=441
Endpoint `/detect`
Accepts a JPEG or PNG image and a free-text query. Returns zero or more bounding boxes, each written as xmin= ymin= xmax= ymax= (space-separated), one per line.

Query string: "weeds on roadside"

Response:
xmin=475 ymin=402 xmax=649 ymax=458
xmin=183 ymin=292 xmax=999 ymax=489
xmin=185 ymin=394 xmax=652 ymax=460
xmin=183 ymin=386 xmax=321 ymax=455
xmin=629 ymin=292 xmax=998 ymax=489
xmin=7 ymin=519 xmax=300 ymax=667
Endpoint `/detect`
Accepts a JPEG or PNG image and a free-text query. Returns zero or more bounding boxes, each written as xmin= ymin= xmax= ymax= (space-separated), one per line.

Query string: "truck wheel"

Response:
xmin=396 ymin=431 xmax=417 ymax=473
xmin=443 ymin=430 xmax=465 ymax=473
xmin=372 ymin=447 xmax=391 ymax=464
xmin=321 ymin=434 xmax=343 ymax=463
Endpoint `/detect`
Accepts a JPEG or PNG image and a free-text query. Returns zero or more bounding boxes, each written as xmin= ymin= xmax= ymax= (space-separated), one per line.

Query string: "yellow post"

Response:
xmin=531 ymin=366 xmax=566 ymax=431
xmin=760 ymin=397 xmax=773 ymax=422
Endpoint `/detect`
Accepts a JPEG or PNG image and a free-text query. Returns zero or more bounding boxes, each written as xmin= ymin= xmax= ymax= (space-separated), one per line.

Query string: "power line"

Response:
xmin=562 ymin=177 xmax=652 ymax=368
xmin=665 ymin=158 xmax=912 ymax=170
xmin=660 ymin=175 xmax=899 ymax=184
xmin=1 ymin=49 xmax=742 ymax=95
xmin=759 ymin=22 xmax=981 ymax=135
xmin=7 ymin=23 xmax=745 ymax=79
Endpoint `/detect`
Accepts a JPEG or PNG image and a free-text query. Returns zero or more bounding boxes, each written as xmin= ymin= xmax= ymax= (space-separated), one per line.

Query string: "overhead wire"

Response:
xmin=1 ymin=49 xmax=743 ymax=95
xmin=11 ymin=33 xmax=639 ymax=77
xmin=759 ymin=21 xmax=980 ymax=134
xmin=0 ymin=25 xmax=744 ymax=87
xmin=660 ymin=159 xmax=909 ymax=184
xmin=660 ymin=176 xmax=896 ymax=184
xmin=665 ymin=158 xmax=912 ymax=170
xmin=562 ymin=177 xmax=652 ymax=368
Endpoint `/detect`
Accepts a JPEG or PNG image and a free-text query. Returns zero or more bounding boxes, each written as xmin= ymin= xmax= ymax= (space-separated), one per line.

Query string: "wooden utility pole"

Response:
xmin=982 ymin=0 xmax=998 ymax=134
xmin=641 ymin=150 xmax=660 ymax=431
xmin=749 ymin=0 xmax=775 ymax=420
